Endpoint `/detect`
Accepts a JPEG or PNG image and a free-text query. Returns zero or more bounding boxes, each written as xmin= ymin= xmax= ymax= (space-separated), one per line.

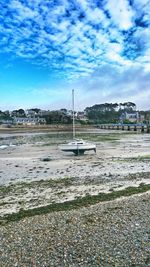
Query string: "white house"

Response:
xmin=120 ymin=111 xmax=144 ymax=123
xmin=13 ymin=117 xmax=46 ymax=125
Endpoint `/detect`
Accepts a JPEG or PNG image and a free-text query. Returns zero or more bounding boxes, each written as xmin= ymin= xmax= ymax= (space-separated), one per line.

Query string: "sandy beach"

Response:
xmin=0 ymin=128 xmax=149 ymax=215
xmin=0 ymin=127 xmax=150 ymax=266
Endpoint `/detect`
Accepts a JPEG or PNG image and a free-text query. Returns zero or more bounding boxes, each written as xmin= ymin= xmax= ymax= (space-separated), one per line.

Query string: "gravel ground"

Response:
xmin=1 ymin=193 xmax=150 ymax=267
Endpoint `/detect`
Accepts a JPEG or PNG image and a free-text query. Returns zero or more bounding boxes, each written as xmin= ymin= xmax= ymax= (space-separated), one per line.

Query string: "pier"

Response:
xmin=97 ymin=123 xmax=150 ymax=133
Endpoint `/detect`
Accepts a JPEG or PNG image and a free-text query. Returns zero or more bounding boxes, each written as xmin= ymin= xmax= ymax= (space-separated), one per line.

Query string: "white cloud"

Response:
xmin=86 ymin=7 xmax=109 ymax=25
xmin=105 ymin=0 xmax=135 ymax=30
xmin=0 ymin=0 xmax=150 ymax=111
xmin=1 ymin=0 xmax=149 ymax=78
xmin=10 ymin=0 xmax=38 ymax=19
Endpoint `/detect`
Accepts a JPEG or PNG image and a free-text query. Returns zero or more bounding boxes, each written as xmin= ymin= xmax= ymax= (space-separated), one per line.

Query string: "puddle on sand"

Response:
xmin=0 ymin=144 xmax=16 ymax=149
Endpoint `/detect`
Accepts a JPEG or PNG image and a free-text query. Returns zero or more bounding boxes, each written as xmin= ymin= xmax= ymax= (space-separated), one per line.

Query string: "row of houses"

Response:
xmin=0 ymin=117 xmax=46 ymax=126
xmin=0 ymin=109 xmax=87 ymax=126
xmin=9 ymin=109 xmax=87 ymax=120
xmin=0 ymin=108 xmax=148 ymax=125
xmin=13 ymin=117 xmax=46 ymax=125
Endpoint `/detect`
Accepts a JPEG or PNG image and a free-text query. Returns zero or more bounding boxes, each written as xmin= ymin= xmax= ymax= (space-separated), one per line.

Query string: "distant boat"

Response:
xmin=59 ymin=89 xmax=96 ymax=155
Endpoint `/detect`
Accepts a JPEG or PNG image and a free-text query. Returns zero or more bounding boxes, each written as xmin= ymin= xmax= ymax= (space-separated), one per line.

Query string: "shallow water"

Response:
xmin=0 ymin=144 xmax=16 ymax=149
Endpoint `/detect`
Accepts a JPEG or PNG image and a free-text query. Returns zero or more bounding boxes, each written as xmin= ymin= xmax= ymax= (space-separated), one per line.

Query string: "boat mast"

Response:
xmin=72 ymin=89 xmax=75 ymax=139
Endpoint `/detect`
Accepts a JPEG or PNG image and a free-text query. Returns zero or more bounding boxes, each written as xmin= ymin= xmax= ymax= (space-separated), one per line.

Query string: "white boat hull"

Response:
xmin=59 ymin=140 xmax=96 ymax=155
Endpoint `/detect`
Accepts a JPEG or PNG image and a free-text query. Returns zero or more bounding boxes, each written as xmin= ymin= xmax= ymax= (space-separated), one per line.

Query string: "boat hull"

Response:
xmin=59 ymin=144 xmax=96 ymax=154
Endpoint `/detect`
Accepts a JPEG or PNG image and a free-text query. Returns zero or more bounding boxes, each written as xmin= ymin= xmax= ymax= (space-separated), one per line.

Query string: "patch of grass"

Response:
xmin=0 ymin=184 xmax=17 ymax=196
xmin=125 ymin=172 xmax=150 ymax=181
xmin=1 ymin=183 xmax=149 ymax=225
xmin=57 ymin=177 xmax=73 ymax=186
xmin=137 ymin=155 xmax=150 ymax=161
xmin=76 ymin=133 xmax=120 ymax=142
xmin=31 ymin=132 xmax=123 ymax=144
xmin=31 ymin=133 xmax=72 ymax=143
xmin=119 ymin=155 xmax=150 ymax=162
xmin=0 ymin=177 xmax=74 ymax=198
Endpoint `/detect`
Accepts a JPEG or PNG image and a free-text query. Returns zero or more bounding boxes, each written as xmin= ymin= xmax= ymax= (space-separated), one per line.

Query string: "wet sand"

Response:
xmin=0 ymin=129 xmax=149 ymax=216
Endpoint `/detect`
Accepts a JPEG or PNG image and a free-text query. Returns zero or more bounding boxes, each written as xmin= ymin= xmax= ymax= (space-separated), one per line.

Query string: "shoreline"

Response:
xmin=0 ymin=128 xmax=150 ymax=266
xmin=0 ymin=129 xmax=149 ymax=217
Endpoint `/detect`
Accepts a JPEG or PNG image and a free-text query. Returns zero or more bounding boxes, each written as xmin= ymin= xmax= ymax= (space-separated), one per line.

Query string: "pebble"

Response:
xmin=0 ymin=193 xmax=150 ymax=266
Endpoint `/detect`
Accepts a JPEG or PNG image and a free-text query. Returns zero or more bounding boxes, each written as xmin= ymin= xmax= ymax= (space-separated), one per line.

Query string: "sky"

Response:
xmin=0 ymin=0 xmax=150 ymax=111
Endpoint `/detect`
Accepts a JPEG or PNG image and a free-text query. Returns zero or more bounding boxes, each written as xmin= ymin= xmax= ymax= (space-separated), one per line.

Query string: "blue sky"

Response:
xmin=0 ymin=0 xmax=150 ymax=111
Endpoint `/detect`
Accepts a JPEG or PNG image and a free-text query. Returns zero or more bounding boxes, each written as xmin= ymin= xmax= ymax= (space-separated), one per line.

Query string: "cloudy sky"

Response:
xmin=0 ymin=0 xmax=150 ymax=111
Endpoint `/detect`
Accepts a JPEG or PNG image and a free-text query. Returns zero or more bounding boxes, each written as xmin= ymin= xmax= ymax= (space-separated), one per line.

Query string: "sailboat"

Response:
xmin=59 ymin=90 xmax=96 ymax=155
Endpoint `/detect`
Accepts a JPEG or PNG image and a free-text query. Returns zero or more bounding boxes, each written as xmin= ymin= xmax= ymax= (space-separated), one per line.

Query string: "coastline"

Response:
xmin=0 ymin=127 xmax=150 ymax=266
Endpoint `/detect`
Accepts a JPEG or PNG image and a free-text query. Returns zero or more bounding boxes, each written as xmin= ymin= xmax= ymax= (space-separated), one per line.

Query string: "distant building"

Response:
xmin=120 ymin=111 xmax=144 ymax=123
xmin=25 ymin=109 xmax=37 ymax=117
xmin=37 ymin=110 xmax=50 ymax=116
xmin=13 ymin=117 xmax=46 ymax=125
xmin=77 ymin=111 xmax=87 ymax=121
xmin=66 ymin=110 xmax=77 ymax=118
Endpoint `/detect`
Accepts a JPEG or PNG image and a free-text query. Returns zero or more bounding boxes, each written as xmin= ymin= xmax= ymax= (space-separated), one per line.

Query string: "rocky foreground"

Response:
xmin=1 ymin=192 xmax=150 ymax=267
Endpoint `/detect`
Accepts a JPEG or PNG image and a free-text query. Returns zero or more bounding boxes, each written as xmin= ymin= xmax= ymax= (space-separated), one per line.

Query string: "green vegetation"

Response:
xmin=31 ymin=132 xmax=125 ymax=144
xmin=43 ymin=111 xmax=72 ymax=124
xmin=119 ymin=155 xmax=150 ymax=162
xmin=1 ymin=104 xmax=149 ymax=125
xmin=31 ymin=132 xmax=73 ymax=144
xmin=0 ymin=110 xmax=12 ymax=121
xmin=124 ymin=172 xmax=150 ymax=181
xmin=0 ymin=177 xmax=74 ymax=198
xmin=1 ymin=183 xmax=149 ymax=225
xmin=138 ymin=155 xmax=150 ymax=159
xmin=85 ymin=102 xmax=136 ymax=123
xmin=76 ymin=133 xmax=120 ymax=142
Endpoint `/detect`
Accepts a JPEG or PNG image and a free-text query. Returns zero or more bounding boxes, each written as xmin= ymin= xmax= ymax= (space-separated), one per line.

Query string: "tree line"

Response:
xmin=0 ymin=102 xmax=149 ymax=124
xmin=85 ymin=102 xmax=137 ymax=123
